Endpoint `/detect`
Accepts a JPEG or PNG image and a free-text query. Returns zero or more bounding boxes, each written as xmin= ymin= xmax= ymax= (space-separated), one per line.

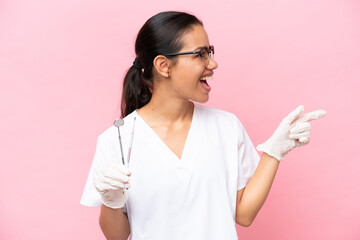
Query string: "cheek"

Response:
xmin=184 ymin=62 xmax=204 ymax=79
xmin=173 ymin=59 xmax=204 ymax=84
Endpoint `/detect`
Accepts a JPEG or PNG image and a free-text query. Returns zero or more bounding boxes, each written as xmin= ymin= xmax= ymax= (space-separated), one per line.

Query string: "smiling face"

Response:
xmin=162 ymin=24 xmax=218 ymax=103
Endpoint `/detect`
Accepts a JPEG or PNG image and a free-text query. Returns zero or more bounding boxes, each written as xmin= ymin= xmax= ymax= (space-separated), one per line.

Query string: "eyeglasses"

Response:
xmin=163 ymin=45 xmax=214 ymax=66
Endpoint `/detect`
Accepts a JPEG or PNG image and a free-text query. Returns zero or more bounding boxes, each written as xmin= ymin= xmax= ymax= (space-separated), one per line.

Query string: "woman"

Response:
xmin=80 ymin=11 xmax=326 ymax=240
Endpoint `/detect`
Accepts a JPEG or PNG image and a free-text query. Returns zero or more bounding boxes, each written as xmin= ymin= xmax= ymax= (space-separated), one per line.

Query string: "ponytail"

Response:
xmin=121 ymin=64 xmax=152 ymax=117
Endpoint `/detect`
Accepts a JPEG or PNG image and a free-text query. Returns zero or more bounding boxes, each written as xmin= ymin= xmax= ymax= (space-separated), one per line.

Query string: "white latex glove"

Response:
xmin=257 ymin=105 xmax=326 ymax=161
xmin=93 ymin=161 xmax=132 ymax=209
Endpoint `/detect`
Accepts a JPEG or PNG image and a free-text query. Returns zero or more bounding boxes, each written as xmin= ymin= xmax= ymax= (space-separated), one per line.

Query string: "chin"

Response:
xmin=192 ymin=95 xmax=209 ymax=104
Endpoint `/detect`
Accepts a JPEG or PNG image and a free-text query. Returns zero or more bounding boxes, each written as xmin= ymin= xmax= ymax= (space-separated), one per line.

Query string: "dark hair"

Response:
xmin=120 ymin=11 xmax=203 ymax=117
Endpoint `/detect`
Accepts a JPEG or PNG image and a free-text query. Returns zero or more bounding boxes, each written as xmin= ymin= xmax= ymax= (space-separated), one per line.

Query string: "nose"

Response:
xmin=207 ymin=57 xmax=218 ymax=70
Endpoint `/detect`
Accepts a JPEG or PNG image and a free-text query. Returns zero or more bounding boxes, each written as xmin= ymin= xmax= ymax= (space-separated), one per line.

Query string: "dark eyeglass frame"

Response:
xmin=163 ymin=45 xmax=214 ymax=59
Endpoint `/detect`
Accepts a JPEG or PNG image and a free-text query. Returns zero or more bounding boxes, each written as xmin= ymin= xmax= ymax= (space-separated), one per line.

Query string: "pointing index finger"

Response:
xmin=302 ymin=110 xmax=327 ymax=122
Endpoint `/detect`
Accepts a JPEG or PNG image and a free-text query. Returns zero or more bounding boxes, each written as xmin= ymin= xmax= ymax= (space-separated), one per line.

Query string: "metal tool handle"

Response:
xmin=113 ymin=119 xmax=125 ymax=165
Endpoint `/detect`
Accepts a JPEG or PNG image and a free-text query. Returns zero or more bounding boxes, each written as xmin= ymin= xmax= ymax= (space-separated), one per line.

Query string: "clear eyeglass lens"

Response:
xmin=199 ymin=46 xmax=214 ymax=66
xmin=200 ymin=48 xmax=209 ymax=65
xmin=200 ymin=48 xmax=207 ymax=58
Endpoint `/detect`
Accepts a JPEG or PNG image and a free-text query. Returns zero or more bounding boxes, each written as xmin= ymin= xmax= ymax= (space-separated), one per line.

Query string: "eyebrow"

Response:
xmin=194 ymin=46 xmax=208 ymax=51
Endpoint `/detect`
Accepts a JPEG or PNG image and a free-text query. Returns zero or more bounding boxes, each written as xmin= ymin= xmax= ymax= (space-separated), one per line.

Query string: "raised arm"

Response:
xmin=235 ymin=105 xmax=326 ymax=226
xmin=235 ymin=153 xmax=279 ymax=226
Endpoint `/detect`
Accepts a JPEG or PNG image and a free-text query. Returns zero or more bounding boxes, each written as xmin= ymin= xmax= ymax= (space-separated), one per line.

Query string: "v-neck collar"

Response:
xmin=134 ymin=103 xmax=197 ymax=162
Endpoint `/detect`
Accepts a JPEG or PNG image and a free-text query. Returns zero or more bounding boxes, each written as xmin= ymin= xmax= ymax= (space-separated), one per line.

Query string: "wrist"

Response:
xmin=101 ymin=189 xmax=128 ymax=209
xmin=256 ymin=142 xmax=284 ymax=161
xmin=262 ymin=152 xmax=281 ymax=163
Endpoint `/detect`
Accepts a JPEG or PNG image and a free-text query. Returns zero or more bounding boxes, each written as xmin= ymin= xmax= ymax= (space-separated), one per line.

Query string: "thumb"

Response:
xmin=284 ymin=105 xmax=304 ymax=124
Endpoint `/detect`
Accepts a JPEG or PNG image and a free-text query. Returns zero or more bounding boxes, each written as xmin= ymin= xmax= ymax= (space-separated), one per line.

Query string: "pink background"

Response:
xmin=1 ymin=0 xmax=359 ymax=239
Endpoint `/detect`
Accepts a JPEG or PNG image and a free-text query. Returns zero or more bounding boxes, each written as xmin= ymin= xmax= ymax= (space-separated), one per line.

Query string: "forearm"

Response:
xmin=236 ymin=152 xmax=279 ymax=226
xmin=99 ymin=204 xmax=130 ymax=240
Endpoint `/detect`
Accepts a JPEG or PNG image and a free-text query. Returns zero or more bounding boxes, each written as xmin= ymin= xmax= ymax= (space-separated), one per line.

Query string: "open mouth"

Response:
xmin=199 ymin=76 xmax=213 ymax=91
xmin=200 ymin=79 xmax=208 ymax=85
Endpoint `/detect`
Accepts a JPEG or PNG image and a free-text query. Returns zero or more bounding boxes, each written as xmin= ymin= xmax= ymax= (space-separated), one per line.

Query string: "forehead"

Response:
xmin=179 ymin=25 xmax=210 ymax=50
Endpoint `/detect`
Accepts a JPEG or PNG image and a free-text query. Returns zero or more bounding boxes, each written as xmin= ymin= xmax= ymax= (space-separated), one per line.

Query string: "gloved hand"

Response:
xmin=256 ymin=105 xmax=326 ymax=161
xmin=93 ymin=161 xmax=132 ymax=209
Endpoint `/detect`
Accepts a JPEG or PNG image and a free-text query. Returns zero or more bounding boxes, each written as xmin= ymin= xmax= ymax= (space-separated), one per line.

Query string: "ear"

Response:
xmin=153 ymin=55 xmax=171 ymax=78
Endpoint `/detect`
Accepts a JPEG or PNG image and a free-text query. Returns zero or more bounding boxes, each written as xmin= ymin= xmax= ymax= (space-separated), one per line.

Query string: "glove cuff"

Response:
xmin=100 ymin=189 xmax=128 ymax=209
xmin=256 ymin=143 xmax=284 ymax=161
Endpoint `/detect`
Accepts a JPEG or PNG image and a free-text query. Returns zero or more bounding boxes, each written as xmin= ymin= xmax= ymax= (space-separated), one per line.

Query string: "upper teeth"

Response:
xmin=200 ymin=76 xmax=213 ymax=81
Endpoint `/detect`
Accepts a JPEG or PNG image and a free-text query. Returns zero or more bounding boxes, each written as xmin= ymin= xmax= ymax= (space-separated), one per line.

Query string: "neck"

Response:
xmin=138 ymin=95 xmax=194 ymax=125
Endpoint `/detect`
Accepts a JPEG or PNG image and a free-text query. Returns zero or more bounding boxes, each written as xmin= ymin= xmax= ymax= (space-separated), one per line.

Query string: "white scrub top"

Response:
xmin=81 ymin=103 xmax=260 ymax=240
